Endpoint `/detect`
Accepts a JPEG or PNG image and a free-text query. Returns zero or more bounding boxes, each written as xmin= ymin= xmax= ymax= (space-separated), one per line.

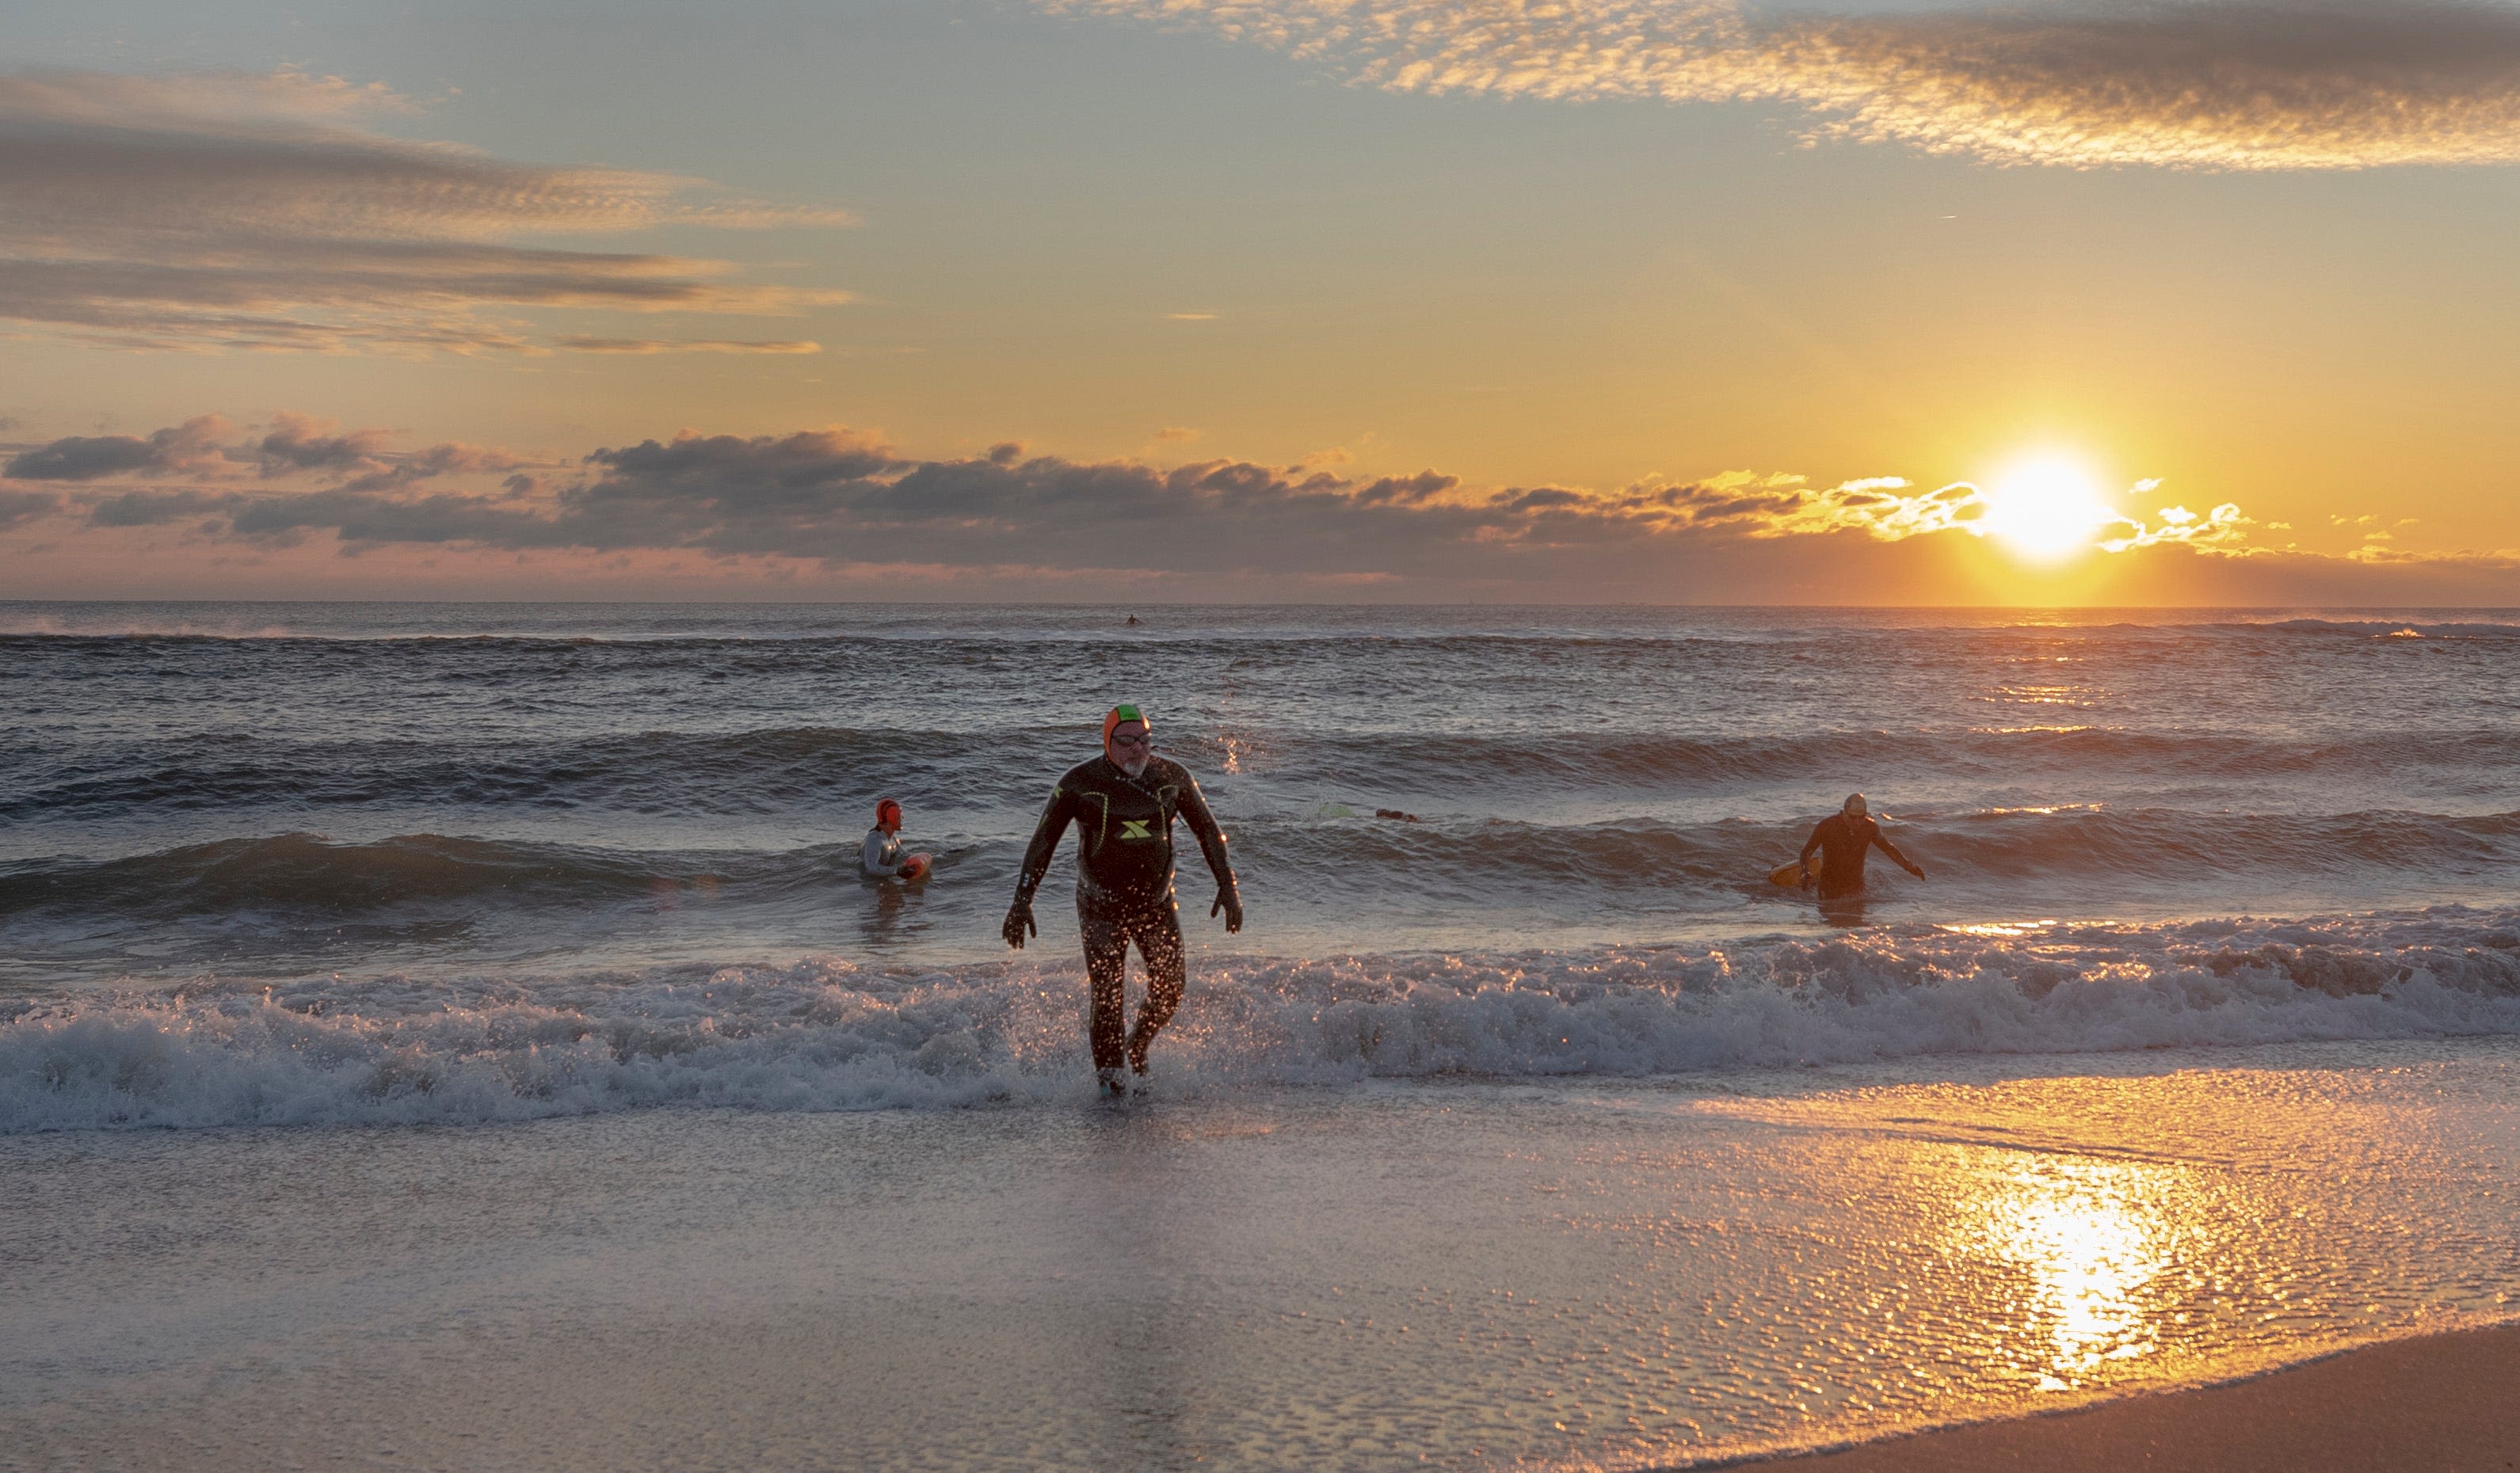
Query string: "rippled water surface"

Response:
xmin=7 ymin=601 xmax=2520 ymax=1129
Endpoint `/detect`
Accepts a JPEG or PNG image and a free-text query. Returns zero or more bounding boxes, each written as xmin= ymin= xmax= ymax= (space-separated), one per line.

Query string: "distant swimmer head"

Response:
xmin=875 ymin=797 xmax=902 ymax=832
xmin=1843 ymin=793 xmax=1870 ymax=818
xmin=1104 ymin=703 xmax=1153 ymax=776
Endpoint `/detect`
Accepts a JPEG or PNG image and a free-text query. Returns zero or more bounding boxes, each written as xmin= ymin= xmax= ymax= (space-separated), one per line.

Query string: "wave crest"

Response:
xmin=9 ymin=909 xmax=2520 ymax=1132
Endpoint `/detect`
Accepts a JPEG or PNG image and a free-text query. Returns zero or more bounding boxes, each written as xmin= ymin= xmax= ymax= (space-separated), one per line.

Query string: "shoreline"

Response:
xmin=9 ymin=1071 xmax=2516 ymax=1471
xmin=1754 ymin=1321 xmax=2520 ymax=1472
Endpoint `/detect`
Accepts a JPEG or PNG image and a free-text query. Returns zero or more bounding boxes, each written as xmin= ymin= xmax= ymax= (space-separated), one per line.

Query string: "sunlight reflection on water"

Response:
xmin=8 ymin=1045 xmax=2520 ymax=1471
xmin=1968 ymin=1160 xmax=2170 ymax=1391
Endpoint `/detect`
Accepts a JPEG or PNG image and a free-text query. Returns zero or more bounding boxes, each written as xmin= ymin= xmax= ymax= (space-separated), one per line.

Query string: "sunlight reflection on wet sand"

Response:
xmin=6 ymin=1043 xmax=2517 ymax=1471
xmin=1969 ymin=1160 xmax=2170 ymax=1390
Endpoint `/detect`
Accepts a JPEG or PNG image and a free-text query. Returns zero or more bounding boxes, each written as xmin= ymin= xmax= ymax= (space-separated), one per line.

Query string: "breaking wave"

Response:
xmin=8 ymin=908 xmax=2520 ymax=1132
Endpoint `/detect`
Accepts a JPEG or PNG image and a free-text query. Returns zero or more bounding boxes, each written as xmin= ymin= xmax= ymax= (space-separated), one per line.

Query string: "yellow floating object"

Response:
xmin=1767 ymin=859 xmax=1806 ymax=889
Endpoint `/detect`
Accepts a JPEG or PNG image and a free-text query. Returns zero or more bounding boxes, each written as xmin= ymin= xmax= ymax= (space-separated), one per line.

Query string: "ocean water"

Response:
xmin=7 ymin=600 xmax=2520 ymax=1125
xmin=6 ymin=601 xmax=2520 ymax=1469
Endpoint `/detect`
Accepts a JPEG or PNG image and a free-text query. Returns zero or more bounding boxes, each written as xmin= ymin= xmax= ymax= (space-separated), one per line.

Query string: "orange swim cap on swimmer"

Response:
xmin=1103 ymin=703 xmax=1150 ymax=745
xmin=876 ymin=797 xmax=902 ymax=827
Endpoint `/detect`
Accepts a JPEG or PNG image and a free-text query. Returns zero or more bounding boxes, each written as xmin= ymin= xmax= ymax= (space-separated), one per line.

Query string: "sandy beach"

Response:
xmin=1771 ymin=1322 xmax=2520 ymax=1472
xmin=6 ymin=1046 xmax=2516 ymax=1472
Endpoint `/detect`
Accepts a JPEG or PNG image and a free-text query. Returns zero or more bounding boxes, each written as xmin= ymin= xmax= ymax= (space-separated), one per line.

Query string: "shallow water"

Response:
xmin=6 ymin=1040 xmax=2516 ymax=1471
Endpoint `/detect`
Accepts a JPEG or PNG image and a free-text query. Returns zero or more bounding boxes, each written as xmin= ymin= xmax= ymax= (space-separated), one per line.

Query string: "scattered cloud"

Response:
xmin=2 ymin=413 xmax=234 ymax=481
xmin=1166 ymin=311 xmax=1220 ymax=322
xmin=1039 ymin=1 xmax=2520 ymax=169
xmin=1152 ymin=425 xmax=1203 ymax=443
xmin=0 ymin=411 xmax=2174 ymax=573
xmin=2100 ymin=501 xmax=2250 ymax=551
xmin=2 ymin=412 xmax=537 ymax=513
xmin=2340 ymin=542 xmax=2520 ymax=568
xmin=0 ymin=69 xmax=856 ymax=353
xmin=0 ymin=487 xmax=63 ymax=527
xmin=12 ymin=409 xmax=2518 ymax=600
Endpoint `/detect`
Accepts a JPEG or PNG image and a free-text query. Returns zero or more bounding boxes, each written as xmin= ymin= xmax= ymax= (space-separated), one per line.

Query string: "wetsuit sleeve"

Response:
xmin=1871 ymin=828 xmax=1917 ymax=871
xmin=1798 ymin=821 xmax=1828 ymax=866
xmin=1176 ymin=771 xmax=1236 ymax=890
xmin=861 ymin=828 xmax=902 ymax=877
xmin=1013 ymin=782 xmax=1079 ymax=903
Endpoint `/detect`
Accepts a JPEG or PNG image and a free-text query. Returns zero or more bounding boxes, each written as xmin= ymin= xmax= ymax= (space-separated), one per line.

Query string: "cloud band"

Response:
xmin=0 ymin=69 xmax=855 ymax=354
xmin=1038 ymin=0 xmax=2520 ymax=169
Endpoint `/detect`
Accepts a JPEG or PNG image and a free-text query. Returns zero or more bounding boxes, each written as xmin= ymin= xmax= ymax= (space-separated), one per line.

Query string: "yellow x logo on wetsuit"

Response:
xmin=1119 ymin=819 xmax=1155 ymax=840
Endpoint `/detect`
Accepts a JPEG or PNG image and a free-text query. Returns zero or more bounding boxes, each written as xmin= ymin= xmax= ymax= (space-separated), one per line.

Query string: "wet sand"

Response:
xmin=6 ymin=1056 xmax=2517 ymax=1471
xmin=1770 ymin=1322 xmax=2520 ymax=1472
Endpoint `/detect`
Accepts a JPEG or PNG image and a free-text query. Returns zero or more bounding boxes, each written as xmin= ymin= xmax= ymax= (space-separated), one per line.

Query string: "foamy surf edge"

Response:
xmin=7 ymin=908 xmax=2520 ymax=1132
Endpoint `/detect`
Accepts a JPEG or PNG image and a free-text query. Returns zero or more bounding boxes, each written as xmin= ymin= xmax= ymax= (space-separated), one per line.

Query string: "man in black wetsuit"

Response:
xmin=1799 ymin=793 xmax=1926 ymax=899
xmin=1002 ymin=703 xmax=1242 ymax=1095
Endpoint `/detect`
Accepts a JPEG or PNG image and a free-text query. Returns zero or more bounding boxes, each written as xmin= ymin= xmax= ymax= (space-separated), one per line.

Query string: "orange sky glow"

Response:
xmin=4 ymin=2 xmax=2518 ymax=603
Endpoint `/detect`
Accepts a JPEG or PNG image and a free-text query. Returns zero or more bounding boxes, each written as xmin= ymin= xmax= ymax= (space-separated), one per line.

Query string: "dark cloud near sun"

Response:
xmin=0 ymin=70 xmax=856 ymax=353
xmin=21 ymin=412 xmax=2503 ymax=599
xmin=1039 ymin=0 xmax=2520 ymax=169
xmin=5 ymin=413 xmax=2235 ymax=592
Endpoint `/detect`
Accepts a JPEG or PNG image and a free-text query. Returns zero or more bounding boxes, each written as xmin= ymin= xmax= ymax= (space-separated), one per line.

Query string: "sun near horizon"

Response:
xmin=2 ymin=1 xmax=2516 ymax=604
xmin=1978 ymin=454 xmax=2122 ymax=565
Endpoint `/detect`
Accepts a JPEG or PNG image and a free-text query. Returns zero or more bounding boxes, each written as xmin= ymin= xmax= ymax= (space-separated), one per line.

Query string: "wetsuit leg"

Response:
xmin=1078 ymin=900 xmax=1131 ymax=1077
xmin=1123 ymin=902 xmax=1187 ymax=1074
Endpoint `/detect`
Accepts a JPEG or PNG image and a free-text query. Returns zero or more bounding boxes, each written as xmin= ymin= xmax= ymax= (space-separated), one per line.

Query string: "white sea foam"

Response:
xmin=8 ymin=908 xmax=2520 ymax=1132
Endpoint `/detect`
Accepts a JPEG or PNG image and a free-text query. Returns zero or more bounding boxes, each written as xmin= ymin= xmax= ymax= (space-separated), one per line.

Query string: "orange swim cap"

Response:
xmin=876 ymin=797 xmax=902 ymax=827
xmin=1103 ymin=703 xmax=1149 ymax=744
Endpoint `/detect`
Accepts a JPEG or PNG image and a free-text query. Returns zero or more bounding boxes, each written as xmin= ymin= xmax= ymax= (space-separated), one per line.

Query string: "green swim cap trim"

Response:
xmin=1112 ymin=704 xmax=1144 ymax=725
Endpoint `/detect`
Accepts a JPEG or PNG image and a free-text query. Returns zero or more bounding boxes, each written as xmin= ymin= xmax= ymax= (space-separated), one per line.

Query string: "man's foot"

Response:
xmin=1096 ymin=1067 xmax=1128 ymax=1099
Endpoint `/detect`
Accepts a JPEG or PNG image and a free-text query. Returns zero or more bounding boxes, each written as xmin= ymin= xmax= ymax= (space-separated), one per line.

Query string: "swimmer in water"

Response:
xmin=1798 ymin=793 xmax=1926 ymax=900
xmin=1002 ymin=704 xmax=1241 ymax=1097
xmin=861 ymin=798 xmax=928 ymax=879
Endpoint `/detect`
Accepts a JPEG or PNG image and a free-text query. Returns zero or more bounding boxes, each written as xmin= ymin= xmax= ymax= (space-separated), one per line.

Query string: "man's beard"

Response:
xmin=1113 ymin=749 xmax=1149 ymax=778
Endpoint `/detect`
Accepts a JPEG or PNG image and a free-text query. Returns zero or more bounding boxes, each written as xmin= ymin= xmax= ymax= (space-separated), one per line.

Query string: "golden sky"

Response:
xmin=3 ymin=1 xmax=2518 ymax=602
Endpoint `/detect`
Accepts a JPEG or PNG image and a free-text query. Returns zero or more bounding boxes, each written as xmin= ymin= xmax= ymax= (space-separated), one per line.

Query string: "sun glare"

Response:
xmin=1981 ymin=455 xmax=2115 ymax=561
